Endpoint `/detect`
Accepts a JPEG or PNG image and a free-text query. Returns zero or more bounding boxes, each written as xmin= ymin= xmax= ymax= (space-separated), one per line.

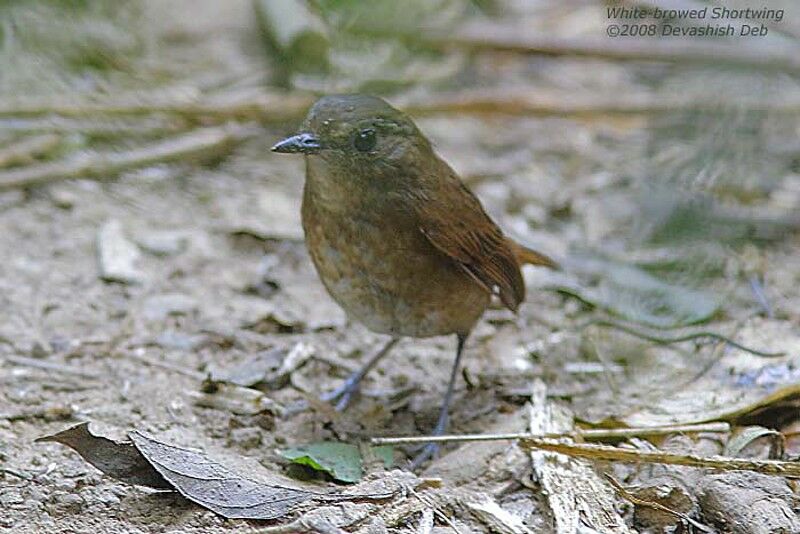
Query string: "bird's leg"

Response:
xmin=410 ymin=333 xmax=467 ymax=470
xmin=321 ymin=337 xmax=399 ymax=411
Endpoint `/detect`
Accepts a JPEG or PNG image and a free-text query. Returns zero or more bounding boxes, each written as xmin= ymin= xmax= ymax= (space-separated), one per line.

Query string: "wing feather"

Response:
xmin=414 ymin=174 xmax=526 ymax=311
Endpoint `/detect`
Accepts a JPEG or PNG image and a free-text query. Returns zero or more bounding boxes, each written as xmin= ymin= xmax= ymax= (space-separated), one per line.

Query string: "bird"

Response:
xmin=272 ymin=94 xmax=556 ymax=467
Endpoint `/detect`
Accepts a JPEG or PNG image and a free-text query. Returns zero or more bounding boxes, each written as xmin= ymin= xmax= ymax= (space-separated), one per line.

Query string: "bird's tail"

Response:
xmin=508 ymin=240 xmax=559 ymax=270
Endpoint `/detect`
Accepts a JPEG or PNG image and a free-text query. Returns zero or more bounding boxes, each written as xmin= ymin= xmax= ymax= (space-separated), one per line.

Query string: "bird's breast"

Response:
xmin=301 ymin=173 xmax=489 ymax=338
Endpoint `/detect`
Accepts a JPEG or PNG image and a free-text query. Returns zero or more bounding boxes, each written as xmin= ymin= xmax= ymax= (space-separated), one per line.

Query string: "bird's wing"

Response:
xmin=414 ymin=171 xmax=526 ymax=312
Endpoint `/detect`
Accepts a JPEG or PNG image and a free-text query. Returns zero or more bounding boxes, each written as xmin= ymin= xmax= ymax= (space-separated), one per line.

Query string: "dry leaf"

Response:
xmin=38 ymin=422 xmax=395 ymax=520
xmin=35 ymin=422 xmax=170 ymax=489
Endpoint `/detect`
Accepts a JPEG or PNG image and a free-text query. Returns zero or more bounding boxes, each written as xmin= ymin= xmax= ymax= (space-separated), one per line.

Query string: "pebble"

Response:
xmin=97 ymin=219 xmax=144 ymax=284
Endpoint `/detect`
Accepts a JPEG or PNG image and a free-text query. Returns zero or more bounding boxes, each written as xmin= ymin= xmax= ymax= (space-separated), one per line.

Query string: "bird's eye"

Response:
xmin=353 ymin=128 xmax=377 ymax=152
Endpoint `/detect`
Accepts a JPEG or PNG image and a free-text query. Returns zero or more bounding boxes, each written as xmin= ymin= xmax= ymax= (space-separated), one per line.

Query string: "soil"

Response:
xmin=2 ymin=1 xmax=799 ymax=533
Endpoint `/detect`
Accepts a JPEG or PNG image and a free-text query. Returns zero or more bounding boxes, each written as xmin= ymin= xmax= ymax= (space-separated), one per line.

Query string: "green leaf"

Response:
xmin=280 ymin=442 xmax=393 ymax=483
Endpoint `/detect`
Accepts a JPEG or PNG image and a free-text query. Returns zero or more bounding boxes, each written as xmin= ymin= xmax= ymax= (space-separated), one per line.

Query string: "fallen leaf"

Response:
xmin=281 ymin=442 xmax=394 ymax=483
xmin=129 ymin=431 xmax=332 ymax=519
xmin=38 ymin=422 xmax=395 ymax=520
xmin=725 ymin=426 xmax=784 ymax=459
xmin=35 ymin=422 xmax=170 ymax=489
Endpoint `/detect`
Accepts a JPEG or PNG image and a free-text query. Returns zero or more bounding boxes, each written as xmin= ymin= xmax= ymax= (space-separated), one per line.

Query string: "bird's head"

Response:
xmin=272 ymin=95 xmax=431 ymax=177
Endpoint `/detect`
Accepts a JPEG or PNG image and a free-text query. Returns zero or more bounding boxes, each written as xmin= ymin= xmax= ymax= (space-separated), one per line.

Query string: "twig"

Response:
xmin=0 ymin=134 xmax=61 ymax=168
xmin=410 ymin=22 xmax=800 ymax=73
xmin=403 ymin=88 xmax=800 ymax=117
xmin=3 ymin=354 xmax=100 ymax=380
xmin=583 ymin=319 xmax=785 ymax=358
xmin=518 ymin=438 xmax=800 ymax=478
xmin=603 ymin=474 xmax=715 ymax=532
xmin=371 ymin=422 xmax=730 ymax=445
xmin=0 ymin=124 xmax=256 ymax=191
xmin=3 ymin=89 xmax=800 ymax=127
xmin=0 ymin=116 xmax=188 ymax=136
xmin=0 ymin=92 xmax=315 ymax=120
xmin=124 ymin=351 xmax=206 ymax=381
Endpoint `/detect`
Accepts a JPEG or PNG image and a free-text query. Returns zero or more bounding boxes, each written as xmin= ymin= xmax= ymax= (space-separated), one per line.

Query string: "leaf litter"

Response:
xmin=4 ymin=0 xmax=800 ymax=532
xmin=37 ymin=422 xmax=395 ymax=520
xmin=280 ymin=441 xmax=394 ymax=483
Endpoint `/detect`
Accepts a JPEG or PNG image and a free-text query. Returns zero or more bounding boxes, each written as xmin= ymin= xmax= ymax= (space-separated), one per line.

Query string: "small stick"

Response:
xmin=583 ymin=319 xmax=785 ymax=358
xmin=3 ymin=354 xmax=100 ymax=380
xmin=412 ymin=23 xmax=800 ymax=74
xmin=3 ymin=89 xmax=800 ymax=126
xmin=0 ymin=116 xmax=187 ymax=136
xmin=0 ymin=93 xmax=315 ymax=121
xmin=518 ymin=438 xmax=800 ymax=478
xmin=404 ymin=88 xmax=800 ymax=118
xmin=0 ymin=124 xmax=256 ymax=191
xmin=371 ymin=422 xmax=729 ymax=446
xmin=124 ymin=351 xmax=207 ymax=381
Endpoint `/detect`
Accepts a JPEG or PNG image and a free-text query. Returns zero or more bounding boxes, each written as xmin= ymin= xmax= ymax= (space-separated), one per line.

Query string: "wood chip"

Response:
xmin=528 ymin=379 xmax=631 ymax=534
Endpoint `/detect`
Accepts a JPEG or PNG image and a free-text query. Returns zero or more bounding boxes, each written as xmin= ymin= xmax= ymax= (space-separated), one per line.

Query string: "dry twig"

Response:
xmin=414 ymin=22 xmax=800 ymax=73
xmin=0 ymin=93 xmax=314 ymax=120
xmin=518 ymin=438 xmax=800 ymax=478
xmin=582 ymin=319 xmax=786 ymax=358
xmin=372 ymin=422 xmax=730 ymax=446
xmin=3 ymin=354 xmax=101 ymax=380
xmin=0 ymin=124 xmax=256 ymax=191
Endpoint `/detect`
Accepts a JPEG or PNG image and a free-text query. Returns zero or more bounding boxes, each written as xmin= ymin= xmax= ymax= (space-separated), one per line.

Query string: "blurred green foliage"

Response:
xmin=256 ymin=0 xmax=476 ymax=92
xmin=0 ymin=0 xmax=143 ymax=96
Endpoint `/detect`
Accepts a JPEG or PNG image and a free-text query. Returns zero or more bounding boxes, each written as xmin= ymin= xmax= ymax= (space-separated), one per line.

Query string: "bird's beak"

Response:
xmin=271 ymin=133 xmax=321 ymax=154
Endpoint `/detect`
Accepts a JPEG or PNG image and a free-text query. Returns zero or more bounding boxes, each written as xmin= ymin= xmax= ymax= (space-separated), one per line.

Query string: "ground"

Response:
xmin=2 ymin=1 xmax=800 ymax=533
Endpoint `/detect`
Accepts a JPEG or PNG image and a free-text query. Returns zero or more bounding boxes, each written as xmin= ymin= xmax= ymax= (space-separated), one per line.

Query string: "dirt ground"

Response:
xmin=2 ymin=1 xmax=800 ymax=533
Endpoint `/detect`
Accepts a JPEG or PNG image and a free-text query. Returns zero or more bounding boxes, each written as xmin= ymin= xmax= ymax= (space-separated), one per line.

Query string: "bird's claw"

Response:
xmin=409 ymin=443 xmax=441 ymax=470
xmin=319 ymin=377 xmax=360 ymax=412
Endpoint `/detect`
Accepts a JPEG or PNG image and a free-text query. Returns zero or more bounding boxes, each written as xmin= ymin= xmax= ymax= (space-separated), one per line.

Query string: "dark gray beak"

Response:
xmin=271 ymin=133 xmax=321 ymax=154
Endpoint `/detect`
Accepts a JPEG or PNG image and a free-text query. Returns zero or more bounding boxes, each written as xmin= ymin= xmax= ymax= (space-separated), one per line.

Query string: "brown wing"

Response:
xmin=415 ymin=172 xmax=526 ymax=312
xmin=508 ymin=240 xmax=559 ymax=270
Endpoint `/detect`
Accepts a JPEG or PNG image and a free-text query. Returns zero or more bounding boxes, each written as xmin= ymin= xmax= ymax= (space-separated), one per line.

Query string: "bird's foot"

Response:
xmin=409 ymin=442 xmax=441 ymax=470
xmin=408 ymin=414 xmax=449 ymax=470
xmin=282 ymin=379 xmax=359 ymax=417
xmin=319 ymin=373 xmax=362 ymax=412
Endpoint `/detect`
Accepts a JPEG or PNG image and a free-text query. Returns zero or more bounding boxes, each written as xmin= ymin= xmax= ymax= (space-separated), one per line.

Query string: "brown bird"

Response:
xmin=272 ymin=95 xmax=556 ymax=466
